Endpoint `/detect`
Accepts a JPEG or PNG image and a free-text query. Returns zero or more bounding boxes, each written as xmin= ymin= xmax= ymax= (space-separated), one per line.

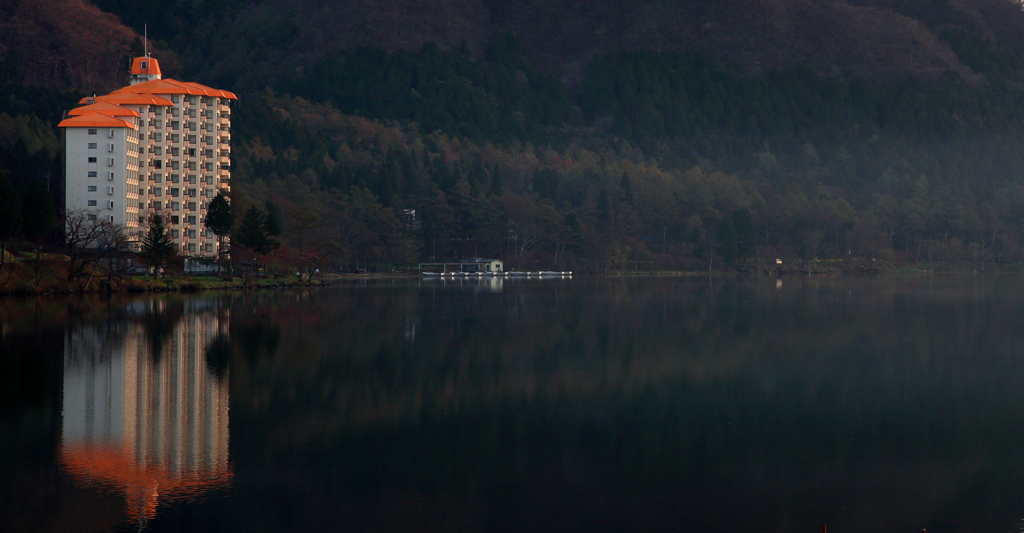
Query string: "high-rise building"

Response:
xmin=59 ymin=56 xmax=237 ymax=257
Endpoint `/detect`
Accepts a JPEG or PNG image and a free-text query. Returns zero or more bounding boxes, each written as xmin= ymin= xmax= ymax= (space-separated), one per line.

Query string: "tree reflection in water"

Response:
xmin=6 ymin=278 xmax=1024 ymax=532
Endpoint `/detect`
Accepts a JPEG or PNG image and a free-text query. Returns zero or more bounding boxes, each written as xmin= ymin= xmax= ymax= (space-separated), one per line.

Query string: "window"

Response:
xmin=188 ymin=243 xmax=196 ymax=252
xmin=153 ymin=201 xmax=162 ymax=210
xmin=154 ymin=160 xmax=162 ymax=169
xmin=188 ymin=175 xmax=196 ymax=183
xmin=171 ymin=215 xmax=180 ymax=224
xmin=88 ymin=143 xmax=97 ymax=149
xmin=154 ymin=133 xmax=163 ymax=142
xmin=87 ymin=200 xmax=97 ymax=206
xmin=87 ymin=171 xmax=97 ymax=177
xmin=154 ymin=188 xmax=162 ymax=197
xmin=171 ymin=121 xmax=180 ymax=131
xmin=154 ymin=146 xmax=163 ymax=155
xmin=171 ymin=134 xmax=180 ymax=143
xmin=187 ymin=202 xmax=196 ymax=211
xmin=88 ymin=214 xmax=97 ymax=220
xmin=88 ymin=129 xmax=97 ymax=135
xmin=88 ymin=157 xmax=97 ymax=163
xmin=139 ymin=187 xmax=145 ymax=194
xmin=107 ymin=157 xmax=114 ymax=166
xmin=107 ymin=143 xmax=114 ymax=152
xmin=108 ymin=129 xmax=114 ymax=138
xmin=153 ymin=173 xmax=162 ymax=183
xmin=171 ymin=188 xmax=180 ymax=197
xmin=171 ymin=174 xmax=180 ymax=184
xmin=88 ymin=186 xmax=97 ymax=192
xmin=187 ymin=216 xmax=196 ymax=224
xmin=107 ymin=186 xmax=115 ymax=195
xmin=171 ymin=203 xmax=180 ymax=212
xmin=141 ymin=61 xmax=148 ymax=69
xmin=171 ymin=95 xmax=180 ymax=104
xmin=188 ymin=229 xmax=196 ymax=238
xmin=106 ymin=201 xmax=114 ymax=209
xmin=188 ymin=148 xmax=196 ymax=157
xmin=172 ymin=229 xmax=180 ymax=238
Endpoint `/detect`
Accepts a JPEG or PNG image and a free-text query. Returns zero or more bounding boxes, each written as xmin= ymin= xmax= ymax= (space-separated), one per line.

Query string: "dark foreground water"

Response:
xmin=6 ymin=276 xmax=1024 ymax=532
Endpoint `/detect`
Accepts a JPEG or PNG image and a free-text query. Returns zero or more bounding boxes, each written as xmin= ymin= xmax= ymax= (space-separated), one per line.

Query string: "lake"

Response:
xmin=4 ymin=275 xmax=1024 ymax=532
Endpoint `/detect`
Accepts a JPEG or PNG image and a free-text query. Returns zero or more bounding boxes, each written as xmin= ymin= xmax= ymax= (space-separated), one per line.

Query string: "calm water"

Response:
xmin=5 ymin=276 xmax=1024 ymax=532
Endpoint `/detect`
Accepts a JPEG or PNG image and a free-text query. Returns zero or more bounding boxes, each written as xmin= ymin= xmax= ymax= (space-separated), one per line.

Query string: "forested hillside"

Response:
xmin=6 ymin=0 xmax=1024 ymax=272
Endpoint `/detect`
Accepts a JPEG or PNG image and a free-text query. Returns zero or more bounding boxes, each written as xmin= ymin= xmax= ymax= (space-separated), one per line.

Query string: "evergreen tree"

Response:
xmin=596 ymin=189 xmax=610 ymax=224
xmin=20 ymin=179 xmax=55 ymax=284
xmin=204 ymin=193 xmax=233 ymax=273
xmin=731 ymin=207 xmax=756 ymax=262
xmin=0 ymin=171 xmax=21 ymax=268
xmin=489 ymin=165 xmax=503 ymax=197
xmin=140 ymin=214 xmax=176 ymax=278
xmin=236 ymin=206 xmax=281 ymax=257
xmin=265 ymin=201 xmax=283 ymax=237
xmin=619 ymin=172 xmax=634 ymax=206
xmin=20 ymin=179 xmax=54 ymax=244
xmin=717 ymin=216 xmax=738 ymax=265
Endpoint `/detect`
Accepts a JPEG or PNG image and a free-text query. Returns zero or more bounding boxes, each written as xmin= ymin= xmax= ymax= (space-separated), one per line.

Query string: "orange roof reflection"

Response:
xmin=60 ymin=441 xmax=232 ymax=521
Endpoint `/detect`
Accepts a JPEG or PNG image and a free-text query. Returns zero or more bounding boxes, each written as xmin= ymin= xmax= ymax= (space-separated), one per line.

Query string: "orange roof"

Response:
xmin=111 ymin=78 xmax=237 ymax=100
xmin=68 ymin=102 xmax=140 ymax=118
xmin=61 ymin=442 xmax=232 ymax=521
xmin=58 ymin=112 xmax=137 ymax=130
xmin=130 ymin=56 xmax=162 ymax=78
xmin=79 ymin=92 xmax=174 ymax=106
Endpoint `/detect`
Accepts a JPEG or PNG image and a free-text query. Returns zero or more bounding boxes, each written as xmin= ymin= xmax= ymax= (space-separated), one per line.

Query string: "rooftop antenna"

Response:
xmin=144 ymin=24 xmax=148 ymax=58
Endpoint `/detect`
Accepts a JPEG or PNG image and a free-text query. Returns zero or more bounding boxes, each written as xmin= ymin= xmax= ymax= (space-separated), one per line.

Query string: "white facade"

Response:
xmin=64 ymin=123 xmax=141 ymax=235
xmin=61 ymin=56 xmax=235 ymax=258
xmin=134 ymin=94 xmax=232 ymax=257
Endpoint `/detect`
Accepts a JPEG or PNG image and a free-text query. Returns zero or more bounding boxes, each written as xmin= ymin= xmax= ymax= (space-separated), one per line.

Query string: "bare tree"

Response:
xmin=63 ymin=209 xmax=129 ymax=285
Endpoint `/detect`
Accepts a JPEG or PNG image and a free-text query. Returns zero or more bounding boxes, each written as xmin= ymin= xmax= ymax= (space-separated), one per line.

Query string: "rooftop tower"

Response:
xmin=130 ymin=55 xmax=162 ymax=85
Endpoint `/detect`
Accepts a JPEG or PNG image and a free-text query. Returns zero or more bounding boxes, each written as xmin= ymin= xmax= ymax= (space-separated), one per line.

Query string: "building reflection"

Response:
xmin=60 ymin=299 xmax=231 ymax=522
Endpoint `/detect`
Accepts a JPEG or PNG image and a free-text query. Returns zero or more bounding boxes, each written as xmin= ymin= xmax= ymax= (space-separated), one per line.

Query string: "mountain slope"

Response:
xmin=86 ymin=0 xmax=1024 ymax=91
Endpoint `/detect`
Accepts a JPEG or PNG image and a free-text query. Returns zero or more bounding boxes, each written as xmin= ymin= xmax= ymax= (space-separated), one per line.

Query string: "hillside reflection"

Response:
xmin=8 ymin=277 xmax=1024 ymax=532
xmin=60 ymin=298 xmax=231 ymax=523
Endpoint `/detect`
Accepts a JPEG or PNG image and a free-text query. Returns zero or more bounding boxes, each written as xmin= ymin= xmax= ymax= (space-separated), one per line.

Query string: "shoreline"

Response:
xmin=1 ymin=265 xmax=1016 ymax=296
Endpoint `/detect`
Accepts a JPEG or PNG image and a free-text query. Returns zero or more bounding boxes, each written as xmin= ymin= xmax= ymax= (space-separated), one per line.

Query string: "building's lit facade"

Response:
xmin=59 ymin=56 xmax=236 ymax=256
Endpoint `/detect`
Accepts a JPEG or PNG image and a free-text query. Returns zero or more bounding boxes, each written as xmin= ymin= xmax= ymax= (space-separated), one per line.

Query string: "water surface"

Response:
xmin=4 ymin=276 xmax=1024 ymax=532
